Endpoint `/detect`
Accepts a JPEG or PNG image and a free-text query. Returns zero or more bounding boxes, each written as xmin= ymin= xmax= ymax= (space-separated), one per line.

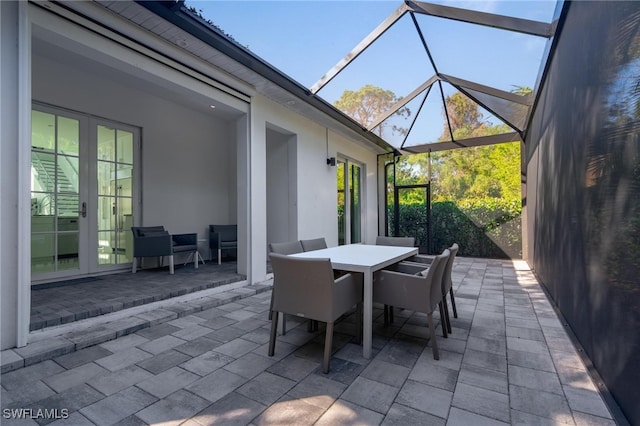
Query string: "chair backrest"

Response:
xmin=130 ymin=226 xmax=172 ymax=257
xmin=374 ymin=248 xmax=449 ymax=314
xmin=269 ymin=253 xmax=336 ymax=322
xmin=131 ymin=226 xmax=166 ymax=238
xmin=376 ymin=236 xmax=415 ymax=247
xmin=425 ymin=249 xmax=450 ymax=312
xmin=441 ymin=243 xmax=459 ymax=294
xmin=300 ymin=238 xmax=328 ymax=252
xmin=269 ymin=240 xmax=303 ymax=255
xmin=209 ymin=225 xmax=237 ymax=242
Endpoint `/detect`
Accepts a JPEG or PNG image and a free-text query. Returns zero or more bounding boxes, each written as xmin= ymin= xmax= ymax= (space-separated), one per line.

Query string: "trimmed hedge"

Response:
xmin=388 ymin=201 xmax=522 ymax=259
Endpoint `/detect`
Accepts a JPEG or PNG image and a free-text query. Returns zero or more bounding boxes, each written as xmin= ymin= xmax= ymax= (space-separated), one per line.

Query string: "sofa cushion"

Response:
xmin=172 ymin=245 xmax=197 ymax=253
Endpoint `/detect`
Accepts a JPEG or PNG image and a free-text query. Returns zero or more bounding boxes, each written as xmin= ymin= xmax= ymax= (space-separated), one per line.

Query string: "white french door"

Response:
xmin=31 ymin=105 xmax=139 ymax=281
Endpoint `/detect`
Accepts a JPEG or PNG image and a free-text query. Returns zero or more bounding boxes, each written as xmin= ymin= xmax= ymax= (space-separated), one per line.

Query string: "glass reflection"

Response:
xmin=117 ymin=130 xmax=134 ymax=164
xmin=57 ymin=116 xmax=79 ymax=155
xmin=57 ymin=232 xmax=79 ymax=271
xmin=31 ymin=109 xmax=81 ymax=274
xmin=97 ymin=125 xmax=116 ymax=161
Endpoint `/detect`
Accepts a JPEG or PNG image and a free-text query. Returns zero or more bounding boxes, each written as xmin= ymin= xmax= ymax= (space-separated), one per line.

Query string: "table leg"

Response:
xmin=363 ymin=270 xmax=373 ymax=359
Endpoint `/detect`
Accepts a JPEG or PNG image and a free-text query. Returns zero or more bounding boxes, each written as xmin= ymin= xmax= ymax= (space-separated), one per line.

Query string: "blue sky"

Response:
xmin=187 ymin=0 xmax=559 ymax=144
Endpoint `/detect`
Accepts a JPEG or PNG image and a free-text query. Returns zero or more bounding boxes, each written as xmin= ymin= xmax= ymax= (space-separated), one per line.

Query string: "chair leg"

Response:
xmin=132 ymin=257 xmax=137 ymax=274
xmin=279 ymin=314 xmax=287 ymax=335
xmin=218 ymin=248 xmax=222 ymax=265
xmin=323 ymin=322 xmax=334 ymax=374
xmin=268 ymin=311 xmax=279 ymax=356
xmin=428 ymin=313 xmax=439 ymax=360
xmin=383 ymin=305 xmax=389 ymax=326
xmin=194 ymin=251 xmax=198 ymax=269
xmin=442 ymin=296 xmax=452 ymax=334
xmin=450 ymin=288 xmax=458 ymax=318
xmin=356 ymin=302 xmax=363 ymax=345
xmin=438 ymin=302 xmax=448 ymax=338
xmin=169 ymin=255 xmax=174 ymax=275
xmin=383 ymin=305 xmax=395 ymax=326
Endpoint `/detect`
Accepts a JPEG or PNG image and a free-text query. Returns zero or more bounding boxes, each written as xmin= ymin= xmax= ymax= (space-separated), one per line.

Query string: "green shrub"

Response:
xmin=388 ymin=201 xmax=522 ymax=259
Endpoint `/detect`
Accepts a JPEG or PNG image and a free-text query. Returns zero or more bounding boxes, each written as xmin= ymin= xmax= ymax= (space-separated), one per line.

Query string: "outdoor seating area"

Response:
xmin=131 ymin=226 xmax=200 ymax=275
xmin=2 ymin=257 xmax=614 ymax=425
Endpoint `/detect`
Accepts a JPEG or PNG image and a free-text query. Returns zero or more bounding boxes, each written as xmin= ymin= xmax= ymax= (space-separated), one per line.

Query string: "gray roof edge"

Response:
xmin=135 ymin=1 xmax=397 ymax=154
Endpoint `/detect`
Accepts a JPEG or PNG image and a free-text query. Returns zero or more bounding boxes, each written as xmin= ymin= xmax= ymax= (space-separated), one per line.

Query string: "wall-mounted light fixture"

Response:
xmin=326 ymin=128 xmax=336 ymax=166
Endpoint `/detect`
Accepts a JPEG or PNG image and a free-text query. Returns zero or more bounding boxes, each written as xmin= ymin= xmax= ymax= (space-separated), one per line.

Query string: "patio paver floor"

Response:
xmin=1 ymin=258 xmax=616 ymax=425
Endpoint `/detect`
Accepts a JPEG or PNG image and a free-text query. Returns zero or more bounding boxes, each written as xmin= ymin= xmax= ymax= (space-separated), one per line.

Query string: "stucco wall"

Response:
xmin=250 ymin=95 xmax=381 ymax=283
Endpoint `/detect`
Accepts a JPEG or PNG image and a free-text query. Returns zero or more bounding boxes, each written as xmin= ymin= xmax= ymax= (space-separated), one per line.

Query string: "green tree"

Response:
xmin=334 ymin=84 xmax=410 ymax=138
xmin=442 ymin=92 xmax=483 ymax=137
xmin=431 ymin=92 xmax=521 ymax=205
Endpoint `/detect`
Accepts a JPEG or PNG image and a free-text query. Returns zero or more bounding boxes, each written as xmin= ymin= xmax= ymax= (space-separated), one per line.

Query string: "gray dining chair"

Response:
xmin=373 ymin=249 xmax=450 ymax=360
xmin=268 ymin=240 xmax=305 ymax=335
xmin=269 ymin=240 xmax=304 ymax=255
xmin=300 ymin=237 xmax=328 ymax=251
xmin=405 ymin=243 xmax=459 ymax=334
xmin=375 ymin=235 xmax=415 ymax=323
xmin=375 ymin=236 xmax=416 ymax=247
xmin=268 ymin=253 xmax=363 ymax=373
xmin=440 ymin=243 xmax=459 ymax=334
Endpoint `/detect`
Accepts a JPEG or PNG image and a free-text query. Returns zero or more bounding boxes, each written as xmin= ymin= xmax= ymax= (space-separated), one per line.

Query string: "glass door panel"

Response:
xmin=337 ymin=161 xmax=346 ymax=245
xmin=96 ymin=125 xmax=135 ymax=266
xmin=350 ymin=164 xmax=362 ymax=244
xmin=31 ymin=109 xmax=82 ymax=275
xmin=337 ymin=159 xmax=363 ymax=245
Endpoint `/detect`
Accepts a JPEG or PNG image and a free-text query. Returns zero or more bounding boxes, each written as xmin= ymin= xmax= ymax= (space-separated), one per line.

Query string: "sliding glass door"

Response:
xmin=337 ymin=159 xmax=363 ymax=245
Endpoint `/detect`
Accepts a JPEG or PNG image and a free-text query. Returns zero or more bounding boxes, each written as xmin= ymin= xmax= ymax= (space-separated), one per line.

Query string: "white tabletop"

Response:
xmin=291 ymin=244 xmax=418 ymax=272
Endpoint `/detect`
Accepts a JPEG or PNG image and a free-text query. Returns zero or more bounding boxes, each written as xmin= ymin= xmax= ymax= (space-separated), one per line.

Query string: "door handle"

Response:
xmin=81 ymin=202 xmax=87 ymax=218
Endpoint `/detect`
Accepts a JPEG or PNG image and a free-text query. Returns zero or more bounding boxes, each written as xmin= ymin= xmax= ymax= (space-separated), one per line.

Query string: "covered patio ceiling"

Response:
xmin=310 ymin=0 xmax=561 ymax=154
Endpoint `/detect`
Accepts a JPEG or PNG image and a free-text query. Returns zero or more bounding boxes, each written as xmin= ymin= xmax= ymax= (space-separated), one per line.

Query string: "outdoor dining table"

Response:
xmin=291 ymin=243 xmax=418 ymax=358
